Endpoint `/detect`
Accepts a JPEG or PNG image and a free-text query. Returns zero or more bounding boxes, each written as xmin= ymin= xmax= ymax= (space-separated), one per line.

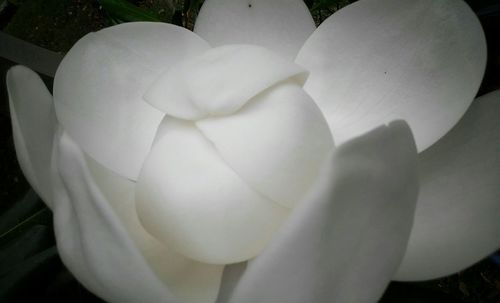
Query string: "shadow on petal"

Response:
xmin=228 ymin=121 xmax=419 ymax=303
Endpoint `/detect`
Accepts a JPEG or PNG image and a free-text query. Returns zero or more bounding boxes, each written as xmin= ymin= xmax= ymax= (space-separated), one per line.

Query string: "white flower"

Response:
xmin=6 ymin=0 xmax=499 ymax=303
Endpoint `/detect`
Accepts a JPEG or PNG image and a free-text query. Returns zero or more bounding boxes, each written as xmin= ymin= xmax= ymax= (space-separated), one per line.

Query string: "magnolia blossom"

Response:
xmin=6 ymin=0 xmax=500 ymax=302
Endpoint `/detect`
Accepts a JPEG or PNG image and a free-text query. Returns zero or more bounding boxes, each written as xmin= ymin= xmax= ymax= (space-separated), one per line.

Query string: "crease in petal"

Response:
xmin=85 ymin=155 xmax=224 ymax=303
xmin=296 ymin=0 xmax=486 ymax=151
xmin=135 ymin=118 xmax=290 ymax=265
xmin=196 ymin=80 xmax=334 ymax=209
xmin=53 ymin=22 xmax=210 ymax=181
xmin=194 ymin=0 xmax=316 ymax=60
xmin=229 ymin=121 xmax=419 ymax=303
xmin=396 ymin=90 xmax=500 ymax=281
xmin=144 ymin=44 xmax=307 ymax=120
xmin=7 ymin=65 xmax=57 ymax=208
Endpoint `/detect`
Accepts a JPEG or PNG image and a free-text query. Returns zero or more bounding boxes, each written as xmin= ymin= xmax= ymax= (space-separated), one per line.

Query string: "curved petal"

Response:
xmin=197 ymin=81 xmax=334 ymax=208
xmin=52 ymin=131 xmax=223 ymax=303
xmin=228 ymin=121 xmax=419 ymax=303
xmin=85 ymin=155 xmax=224 ymax=303
xmin=53 ymin=22 xmax=210 ymax=181
xmin=396 ymin=90 xmax=500 ymax=281
xmin=145 ymin=45 xmax=307 ymax=120
xmin=194 ymin=0 xmax=315 ymax=60
xmin=7 ymin=66 xmax=57 ymax=208
xmin=52 ymin=131 xmax=174 ymax=303
xmin=135 ymin=118 xmax=289 ymax=265
xmin=296 ymin=0 xmax=486 ymax=151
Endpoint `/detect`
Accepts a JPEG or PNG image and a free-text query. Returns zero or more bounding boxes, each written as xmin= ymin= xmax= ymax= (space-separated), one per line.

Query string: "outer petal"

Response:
xmin=296 ymin=0 xmax=486 ymax=151
xmin=136 ymin=118 xmax=289 ymax=264
xmin=229 ymin=121 xmax=419 ymax=303
xmin=197 ymin=81 xmax=333 ymax=208
xmin=396 ymin=90 xmax=500 ymax=281
xmin=85 ymin=156 xmax=224 ymax=303
xmin=53 ymin=22 xmax=210 ymax=180
xmin=7 ymin=66 xmax=57 ymax=207
xmin=194 ymin=0 xmax=315 ymax=60
xmin=52 ymin=131 xmax=223 ymax=303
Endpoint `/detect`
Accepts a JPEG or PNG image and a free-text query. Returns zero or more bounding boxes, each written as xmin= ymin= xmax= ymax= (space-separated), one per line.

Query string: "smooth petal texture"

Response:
xmin=85 ymin=156 xmax=224 ymax=303
xmin=7 ymin=66 xmax=57 ymax=208
xmin=396 ymin=90 xmax=500 ymax=281
xmin=197 ymin=81 xmax=334 ymax=208
xmin=53 ymin=22 xmax=210 ymax=180
xmin=229 ymin=121 xmax=419 ymax=303
xmin=194 ymin=0 xmax=316 ymax=60
xmin=145 ymin=45 xmax=307 ymax=120
xmin=52 ymin=131 xmax=177 ymax=303
xmin=136 ymin=118 xmax=289 ymax=264
xmin=296 ymin=0 xmax=486 ymax=151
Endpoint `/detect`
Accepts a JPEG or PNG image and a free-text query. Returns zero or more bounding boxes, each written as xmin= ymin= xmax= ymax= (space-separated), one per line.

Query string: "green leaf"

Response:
xmin=188 ymin=0 xmax=204 ymax=11
xmin=0 ymin=225 xmax=54 ymax=274
xmin=0 ymin=190 xmax=43 ymax=236
xmin=97 ymin=0 xmax=162 ymax=23
xmin=0 ymin=190 xmax=52 ymax=246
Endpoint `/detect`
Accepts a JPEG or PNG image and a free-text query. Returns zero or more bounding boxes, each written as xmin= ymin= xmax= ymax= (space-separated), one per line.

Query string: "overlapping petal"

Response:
xmin=53 ymin=22 xmax=210 ymax=180
xmin=145 ymin=45 xmax=307 ymax=119
xmin=228 ymin=121 xmax=419 ymax=303
xmin=53 ymin=131 xmax=224 ymax=303
xmin=194 ymin=0 xmax=315 ymax=60
xmin=296 ymin=0 xmax=486 ymax=151
xmin=396 ymin=90 xmax=500 ymax=281
xmin=7 ymin=66 xmax=57 ymax=207
xmin=52 ymin=131 xmax=174 ymax=303
xmin=197 ymin=81 xmax=333 ymax=208
xmin=136 ymin=118 xmax=290 ymax=264
xmin=85 ymin=155 xmax=224 ymax=303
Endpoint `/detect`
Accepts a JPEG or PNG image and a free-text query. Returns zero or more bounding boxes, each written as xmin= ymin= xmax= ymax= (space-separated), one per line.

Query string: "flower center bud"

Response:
xmin=135 ymin=44 xmax=334 ymax=264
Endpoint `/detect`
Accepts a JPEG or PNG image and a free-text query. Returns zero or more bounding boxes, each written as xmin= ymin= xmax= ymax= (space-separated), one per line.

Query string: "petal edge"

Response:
xmin=396 ymin=90 xmax=500 ymax=280
xmin=296 ymin=0 xmax=486 ymax=151
xmin=194 ymin=0 xmax=315 ymax=60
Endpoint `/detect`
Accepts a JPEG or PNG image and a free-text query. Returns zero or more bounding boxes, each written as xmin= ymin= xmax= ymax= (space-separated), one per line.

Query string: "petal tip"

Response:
xmin=6 ymin=65 xmax=40 ymax=86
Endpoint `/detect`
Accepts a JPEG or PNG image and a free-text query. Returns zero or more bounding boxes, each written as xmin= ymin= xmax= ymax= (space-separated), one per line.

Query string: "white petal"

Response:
xmin=53 ymin=22 xmax=210 ymax=180
xmin=229 ymin=121 xmax=419 ymax=303
xmin=85 ymin=155 xmax=224 ymax=303
xmin=135 ymin=118 xmax=289 ymax=264
xmin=52 ymin=131 xmax=176 ymax=303
xmin=396 ymin=90 xmax=500 ymax=281
xmin=194 ymin=0 xmax=315 ymax=60
xmin=197 ymin=81 xmax=334 ymax=208
xmin=7 ymin=66 xmax=57 ymax=208
xmin=145 ymin=45 xmax=307 ymax=120
xmin=296 ymin=0 xmax=486 ymax=151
